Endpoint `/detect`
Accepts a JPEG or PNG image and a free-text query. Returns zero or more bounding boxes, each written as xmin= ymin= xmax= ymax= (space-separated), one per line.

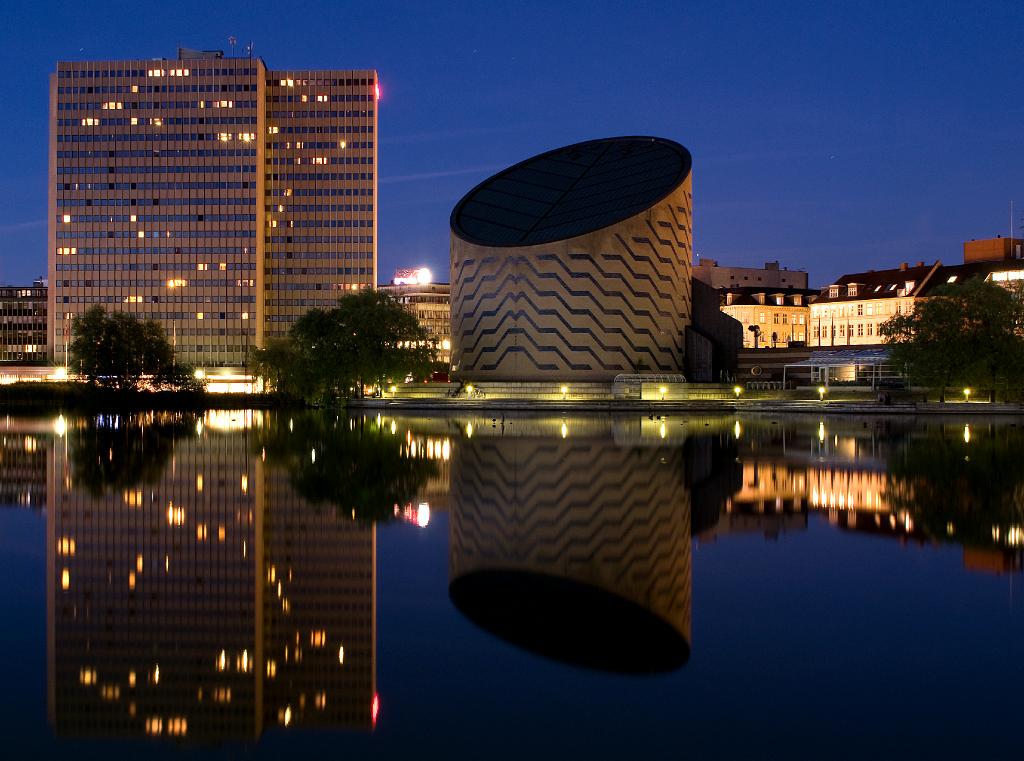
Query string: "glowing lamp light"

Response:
xmin=963 ymin=388 xmax=971 ymax=402
xmin=194 ymin=369 xmax=206 ymax=380
xmin=560 ymin=385 xmax=568 ymax=399
xmin=416 ymin=502 xmax=430 ymax=528
xmin=963 ymin=424 xmax=971 ymax=444
xmin=374 ymin=83 xmax=381 ymax=102
xmin=733 ymin=386 xmax=742 ymax=399
xmin=53 ymin=366 xmax=68 ymax=380
xmin=658 ymin=386 xmax=667 ymax=401
xmin=371 ymin=693 xmax=380 ymax=727
xmin=817 ymin=386 xmax=826 ymax=401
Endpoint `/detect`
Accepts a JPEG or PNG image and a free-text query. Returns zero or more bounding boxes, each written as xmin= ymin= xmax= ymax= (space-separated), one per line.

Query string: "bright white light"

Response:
xmin=416 ymin=503 xmax=430 ymax=528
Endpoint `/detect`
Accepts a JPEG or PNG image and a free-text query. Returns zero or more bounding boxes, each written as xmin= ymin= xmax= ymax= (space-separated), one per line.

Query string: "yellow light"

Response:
xmin=128 ymin=571 xmax=136 ymax=590
xmin=61 ymin=568 xmax=70 ymax=590
xmin=561 ymin=422 xmax=568 ymax=438
xmin=465 ymin=422 xmax=473 ymax=438
xmin=658 ymin=386 xmax=667 ymax=400
xmin=963 ymin=388 xmax=971 ymax=401
xmin=560 ymin=385 xmax=568 ymax=397
xmin=54 ymin=414 xmax=67 ymax=437
xmin=818 ymin=386 xmax=826 ymax=401
xmin=465 ymin=384 xmax=474 ymax=396
xmin=818 ymin=421 xmax=826 ymax=443
xmin=733 ymin=386 xmax=742 ymax=398
xmin=62 ymin=214 xmax=71 ymax=223
xmin=659 ymin=422 xmax=666 ymax=439
xmin=52 ymin=366 xmax=68 ymax=380
xmin=194 ymin=368 xmax=206 ymax=380
xmin=963 ymin=424 xmax=971 ymax=444
xmin=338 ymin=645 xmax=345 ymax=665
xmin=241 ymin=474 xmax=248 ymax=494
xmin=389 ymin=385 xmax=397 ymax=393
xmin=734 ymin=420 xmax=741 ymax=439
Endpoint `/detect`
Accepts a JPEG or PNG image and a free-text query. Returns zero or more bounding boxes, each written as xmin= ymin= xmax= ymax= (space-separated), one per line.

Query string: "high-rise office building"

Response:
xmin=49 ymin=49 xmax=378 ymax=369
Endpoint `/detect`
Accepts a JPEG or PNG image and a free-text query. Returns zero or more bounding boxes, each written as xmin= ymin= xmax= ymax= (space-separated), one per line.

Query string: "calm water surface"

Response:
xmin=1 ymin=410 xmax=1022 ymax=759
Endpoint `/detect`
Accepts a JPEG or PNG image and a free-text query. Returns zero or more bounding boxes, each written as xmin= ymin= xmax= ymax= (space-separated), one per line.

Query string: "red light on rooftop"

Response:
xmin=371 ymin=693 xmax=380 ymax=727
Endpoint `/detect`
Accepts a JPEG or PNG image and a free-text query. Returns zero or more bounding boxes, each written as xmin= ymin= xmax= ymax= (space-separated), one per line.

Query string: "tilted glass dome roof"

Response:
xmin=451 ymin=136 xmax=692 ymax=247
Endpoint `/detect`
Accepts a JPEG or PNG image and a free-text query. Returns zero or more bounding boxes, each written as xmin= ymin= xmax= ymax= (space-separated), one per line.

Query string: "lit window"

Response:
xmin=217 ymin=132 xmax=231 ymax=142
xmin=316 ymin=94 xmax=328 ymax=102
xmin=268 ymin=125 xmax=279 ymax=134
xmin=241 ymin=312 xmax=249 ymax=320
xmin=947 ymin=275 xmax=958 ymax=283
xmin=80 ymin=117 xmax=99 ymax=126
xmin=339 ymin=140 xmax=347 ymax=149
xmin=238 ymin=132 xmax=254 ymax=142
xmin=152 ymin=117 xmax=163 ymax=126
xmin=196 ymin=312 xmax=204 ymax=320
xmin=62 ymin=214 xmax=71 ymax=223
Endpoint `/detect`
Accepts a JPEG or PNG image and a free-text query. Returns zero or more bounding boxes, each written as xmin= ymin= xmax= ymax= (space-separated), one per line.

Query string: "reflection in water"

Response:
xmin=449 ymin=417 xmax=722 ymax=674
xmin=0 ymin=410 xmax=1019 ymax=745
xmin=44 ymin=411 xmax=441 ymax=743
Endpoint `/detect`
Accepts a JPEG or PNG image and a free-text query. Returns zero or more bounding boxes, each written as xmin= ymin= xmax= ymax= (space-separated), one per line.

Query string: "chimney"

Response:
xmin=899 ymin=262 xmax=909 ymax=271
xmin=916 ymin=261 xmax=924 ymax=267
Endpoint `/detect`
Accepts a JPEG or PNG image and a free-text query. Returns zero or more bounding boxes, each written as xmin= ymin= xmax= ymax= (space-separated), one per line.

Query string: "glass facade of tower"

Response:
xmin=49 ymin=53 xmax=377 ymax=368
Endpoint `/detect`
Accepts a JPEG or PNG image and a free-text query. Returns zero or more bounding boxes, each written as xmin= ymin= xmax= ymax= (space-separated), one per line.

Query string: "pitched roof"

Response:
xmin=812 ymin=262 xmax=939 ymax=303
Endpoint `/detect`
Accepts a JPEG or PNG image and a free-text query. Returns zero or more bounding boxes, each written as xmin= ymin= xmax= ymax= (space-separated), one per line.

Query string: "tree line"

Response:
xmin=68 ymin=291 xmax=436 ymax=401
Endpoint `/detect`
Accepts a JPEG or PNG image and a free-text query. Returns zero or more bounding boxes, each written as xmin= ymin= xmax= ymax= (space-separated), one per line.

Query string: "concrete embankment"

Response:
xmin=349 ymin=398 xmax=1024 ymax=416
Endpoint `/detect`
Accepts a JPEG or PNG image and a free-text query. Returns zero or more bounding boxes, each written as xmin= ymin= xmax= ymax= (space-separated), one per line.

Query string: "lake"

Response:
xmin=1 ymin=409 xmax=1022 ymax=759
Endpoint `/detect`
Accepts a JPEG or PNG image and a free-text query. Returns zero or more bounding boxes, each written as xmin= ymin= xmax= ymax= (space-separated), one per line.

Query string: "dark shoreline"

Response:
xmin=0 ymin=382 xmax=307 ymax=411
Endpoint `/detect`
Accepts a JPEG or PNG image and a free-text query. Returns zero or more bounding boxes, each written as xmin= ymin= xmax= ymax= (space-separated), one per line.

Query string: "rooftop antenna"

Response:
xmin=228 ymin=36 xmax=237 ymax=56
xmin=246 ymin=41 xmax=254 ymax=59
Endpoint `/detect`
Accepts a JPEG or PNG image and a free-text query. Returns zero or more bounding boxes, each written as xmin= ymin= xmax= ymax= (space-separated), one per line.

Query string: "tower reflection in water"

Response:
xmin=448 ymin=416 xmax=732 ymax=674
xmin=47 ymin=411 xmax=378 ymax=742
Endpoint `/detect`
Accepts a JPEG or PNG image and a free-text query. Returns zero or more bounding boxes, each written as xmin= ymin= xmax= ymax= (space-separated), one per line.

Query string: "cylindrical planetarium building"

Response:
xmin=450 ymin=136 xmax=693 ymax=382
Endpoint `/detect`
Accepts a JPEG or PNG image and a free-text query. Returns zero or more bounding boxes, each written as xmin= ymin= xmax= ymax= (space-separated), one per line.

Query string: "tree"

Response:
xmin=69 ymin=305 xmax=201 ymax=391
xmin=251 ymin=290 xmax=435 ymax=402
xmin=69 ymin=412 xmax=195 ymax=496
xmin=880 ymin=278 xmax=1024 ymax=402
xmin=254 ymin=412 xmax=438 ymax=523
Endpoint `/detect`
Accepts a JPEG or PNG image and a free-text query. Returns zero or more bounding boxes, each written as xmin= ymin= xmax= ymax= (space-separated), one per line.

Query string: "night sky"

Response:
xmin=1 ymin=0 xmax=1022 ymax=288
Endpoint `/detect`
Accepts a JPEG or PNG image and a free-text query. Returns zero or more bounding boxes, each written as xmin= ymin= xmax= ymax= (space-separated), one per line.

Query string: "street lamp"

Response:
xmin=963 ymin=388 xmax=971 ymax=403
xmin=560 ymin=385 xmax=568 ymax=400
xmin=658 ymin=385 xmax=667 ymax=401
xmin=818 ymin=386 xmax=826 ymax=402
xmin=733 ymin=385 xmax=742 ymax=399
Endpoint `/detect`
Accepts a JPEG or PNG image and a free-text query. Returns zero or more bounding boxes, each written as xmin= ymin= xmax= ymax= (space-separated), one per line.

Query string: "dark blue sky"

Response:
xmin=1 ymin=0 xmax=1021 ymax=287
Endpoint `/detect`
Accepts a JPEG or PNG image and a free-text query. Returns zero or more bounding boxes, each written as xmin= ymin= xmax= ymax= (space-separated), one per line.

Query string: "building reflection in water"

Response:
xmin=46 ymin=411 xmax=378 ymax=743
xmin=448 ymin=416 xmax=719 ymax=674
xmin=21 ymin=409 xmax=1024 ymax=742
xmin=716 ymin=416 xmax=1024 ymax=573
